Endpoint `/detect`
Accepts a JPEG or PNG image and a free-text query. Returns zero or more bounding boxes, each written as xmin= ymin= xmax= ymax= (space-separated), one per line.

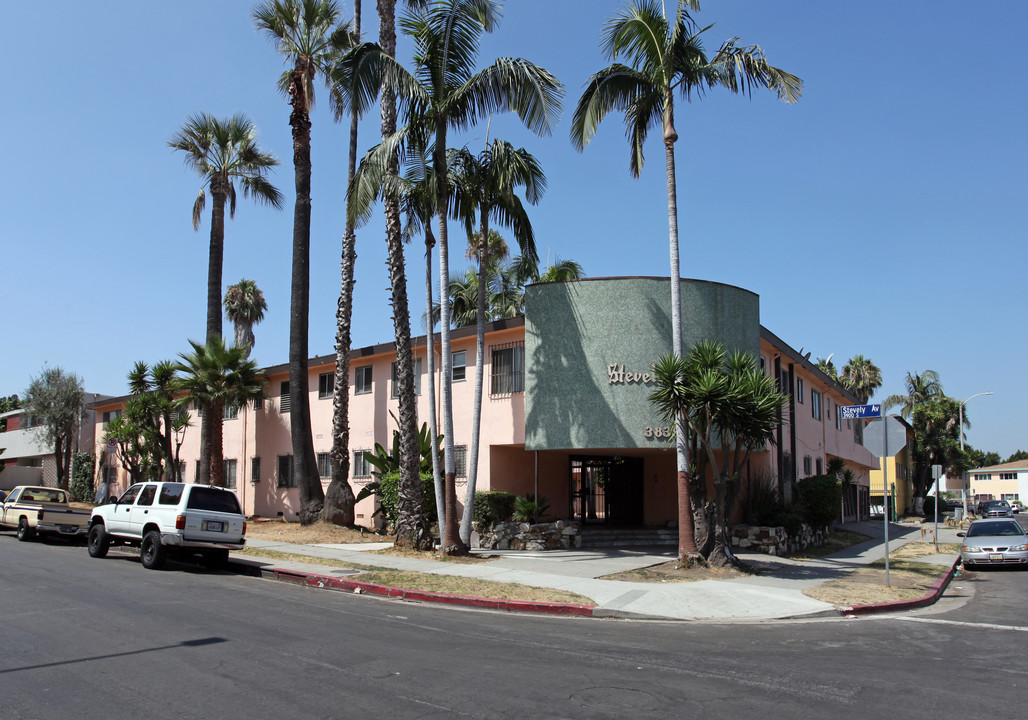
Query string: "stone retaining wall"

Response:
xmin=730 ymin=523 xmax=828 ymax=555
xmin=477 ymin=520 xmax=581 ymax=551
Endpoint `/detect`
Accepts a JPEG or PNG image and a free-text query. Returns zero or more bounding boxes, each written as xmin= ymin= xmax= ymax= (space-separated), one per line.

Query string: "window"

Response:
xmin=759 ymin=356 xmax=767 ymax=374
xmin=391 ymin=357 xmax=423 ymax=397
xmin=251 ymin=456 xmax=261 ymax=484
xmin=103 ymin=465 xmax=119 ymax=486
xmin=811 ymin=390 xmax=822 ymax=420
xmin=280 ymin=381 xmax=291 ymax=413
xmin=278 ymin=455 xmax=295 ymax=488
xmin=454 ymin=445 xmax=468 ymax=478
xmin=119 ymin=485 xmax=142 ymax=505
xmin=102 ymin=409 xmax=121 ymax=425
xmin=223 ymin=459 xmax=237 ymax=489
xmin=158 ymin=483 xmax=184 ymax=505
xmin=490 ymin=343 xmax=525 ymax=395
xmin=779 ymin=370 xmax=790 ymax=394
xmin=1000 ymin=473 xmax=1017 ymax=480
xmin=353 ymin=451 xmax=371 ymax=478
xmin=253 ymin=395 xmax=263 ymax=410
xmin=224 ymin=403 xmax=239 ymax=420
xmin=796 ymin=378 xmax=804 ymax=403
xmin=975 ymin=473 xmax=993 ymax=481
xmin=317 ymin=452 xmax=331 ymax=478
xmin=452 ymin=350 xmax=467 ymax=382
xmin=836 ymin=408 xmax=843 ymax=431
xmin=319 ymin=372 xmax=334 ymax=399
xmin=803 ymin=455 xmax=812 ymax=476
xmin=137 ymin=485 xmax=157 ymax=506
xmin=355 ymin=366 xmax=373 ymax=395
xmin=195 ymin=459 xmax=201 ymax=482
xmin=1002 ymin=493 xmax=1020 ymax=501
xmin=815 ymin=457 xmax=823 ymax=475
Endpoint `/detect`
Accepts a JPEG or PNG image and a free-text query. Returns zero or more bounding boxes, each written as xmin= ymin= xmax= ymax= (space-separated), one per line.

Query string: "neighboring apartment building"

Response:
xmin=967 ymin=459 xmax=1028 ymax=504
xmin=0 ymin=396 xmax=108 ymax=490
xmin=867 ymin=417 xmax=915 ymax=516
xmin=91 ymin=277 xmax=877 ymax=528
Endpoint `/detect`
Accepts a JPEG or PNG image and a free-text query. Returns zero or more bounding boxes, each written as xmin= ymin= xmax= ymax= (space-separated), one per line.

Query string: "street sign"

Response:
xmin=862 ymin=416 xmax=908 ymax=457
xmin=840 ymin=403 xmax=882 ymax=420
xmin=106 ymin=438 xmax=118 ymax=453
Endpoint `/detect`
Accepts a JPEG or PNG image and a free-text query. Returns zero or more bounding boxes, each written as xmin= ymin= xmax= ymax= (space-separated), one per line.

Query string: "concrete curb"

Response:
xmin=840 ymin=557 xmax=960 ymax=617
xmin=236 ymin=560 xmax=596 ymax=617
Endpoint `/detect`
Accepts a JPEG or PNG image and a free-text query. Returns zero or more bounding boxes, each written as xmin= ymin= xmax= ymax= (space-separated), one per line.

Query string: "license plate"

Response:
xmin=206 ymin=521 xmax=224 ymax=532
xmin=990 ymin=553 xmax=1003 ymax=561
xmin=60 ymin=525 xmax=76 ymax=533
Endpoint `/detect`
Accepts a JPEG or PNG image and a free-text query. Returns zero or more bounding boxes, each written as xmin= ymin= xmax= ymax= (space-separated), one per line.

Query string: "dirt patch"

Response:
xmin=787 ymin=530 xmax=872 ymax=560
xmin=601 ymin=560 xmax=757 ymax=583
xmin=246 ymin=520 xmax=389 ymax=545
xmin=803 ymin=557 xmax=952 ymax=607
xmin=890 ymin=541 xmax=959 ymax=560
xmin=377 ymin=546 xmax=495 ymax=564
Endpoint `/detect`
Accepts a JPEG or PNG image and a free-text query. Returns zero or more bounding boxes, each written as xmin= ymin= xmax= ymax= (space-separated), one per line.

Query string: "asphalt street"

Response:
xmin=1 ymin=533 xmax=1025 ymax=720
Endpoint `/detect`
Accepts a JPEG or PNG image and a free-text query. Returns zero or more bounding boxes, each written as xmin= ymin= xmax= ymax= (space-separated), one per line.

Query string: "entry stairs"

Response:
xmin=578 ymin=526 xmax=678 ymax=548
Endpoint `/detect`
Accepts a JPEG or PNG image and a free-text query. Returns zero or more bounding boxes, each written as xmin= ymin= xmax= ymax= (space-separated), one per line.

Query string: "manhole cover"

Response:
xmin=570 ymin=687 xmax=659 ymax=711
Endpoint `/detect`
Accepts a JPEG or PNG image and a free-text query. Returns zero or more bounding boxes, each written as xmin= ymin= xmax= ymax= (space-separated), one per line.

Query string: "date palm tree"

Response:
xmin=253 ymin=0 xmax=353 ymax=524
xmin=840 ymin=354 xmax=882 ymax=405
xmin=174 ymin=337 xmax=265 ymax=487
xmin=571 ymin=0 xmax=801 ymax=562
xmin=223 ymin=279 xmax=268 ymax=357
xmin=885 ymin=370 xmax=944 ymax=419
xmin=450 ymin=139 xmax=545 ymax=544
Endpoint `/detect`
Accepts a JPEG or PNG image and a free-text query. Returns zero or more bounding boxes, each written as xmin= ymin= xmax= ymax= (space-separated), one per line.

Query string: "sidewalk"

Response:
xmin=231 ymin=520 xmax=963 ymax=622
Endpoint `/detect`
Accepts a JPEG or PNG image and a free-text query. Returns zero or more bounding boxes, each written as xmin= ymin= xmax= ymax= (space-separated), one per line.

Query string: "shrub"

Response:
xmin=473 ymin=491 xmax=516 ymax=526
xmin=795 ymin=474 xmax=842 ymax=530
xmin=745 ymin=472 xmax=785 ymax=527
xmin=356 ymin=471 xmax=437 ymax=528
xmin=922 ymin=495 xmax=947 ymax=520
xmin=513 ymin=494 xmax=550 ymax=523
xmin=70 ymin=452 xmax=96 ymax=503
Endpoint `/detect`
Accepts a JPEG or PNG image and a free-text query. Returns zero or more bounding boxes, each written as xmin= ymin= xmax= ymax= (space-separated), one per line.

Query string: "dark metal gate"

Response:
xmin=569 ymin=456 xmax=643 ymax=526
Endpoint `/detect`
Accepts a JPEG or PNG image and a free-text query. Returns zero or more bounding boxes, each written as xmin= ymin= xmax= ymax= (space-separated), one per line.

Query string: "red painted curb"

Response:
xmin=841 ymin=557 xmax=960 ymax=616
xmin=265 ymin=568 xmax=596 ymax=617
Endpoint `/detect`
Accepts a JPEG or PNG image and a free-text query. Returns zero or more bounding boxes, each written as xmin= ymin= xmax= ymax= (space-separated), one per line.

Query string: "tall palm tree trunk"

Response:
xmin=380 ymin=0 xmax=431 ymax=548
xmin=201 ymin=187 xmax=228 ymax=490
xmin=664 ymin=110 xmax=698 ymax=561
xmin=435 ymin=122 xmax=466 ymax=554
xmin=324 ymin=0 xmax=362 ymax=526
xmin=459 ymin=220 xmax=489 ymax=543
xmin=425 ymin=226 xmax=445 ymax=533
xmin=288 ymin=59 xmax=324 ymax=524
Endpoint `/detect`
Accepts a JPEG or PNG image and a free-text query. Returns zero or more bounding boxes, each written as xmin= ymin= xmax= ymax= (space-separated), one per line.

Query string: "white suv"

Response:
xmin=88 ymin=482 xmax=246 ymax=570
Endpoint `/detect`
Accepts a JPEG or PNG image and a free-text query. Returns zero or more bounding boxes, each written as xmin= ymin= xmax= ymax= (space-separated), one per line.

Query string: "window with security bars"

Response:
xmin=224 ymin=403 xmax=239 ymax=420
xmin=278 ymin=455 xmax=295 ymax=487
xmin=454 ymin=445 xmax=467 ymax=478
xmin=223 ymin=459 xmax=237 ymax=489
xmin=317 ymin=452 xmax=331 ymax=478
xmin=251 ymin=456 xmax=261 ymax=484
xmin=280 ymin=381 xmax=291 ymax=413
xmin=353 ymin=451 xmax=371 ymax=478
xmin=490 ymin=343 xmax=524 ymax=395
xmin=391 ymin=357 xmax=423 ymax=397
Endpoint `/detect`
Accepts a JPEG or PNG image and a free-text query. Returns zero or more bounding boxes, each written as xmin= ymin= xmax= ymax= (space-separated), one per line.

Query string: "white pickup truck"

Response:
xmin=0 ymin=486 xmax=91 ymax=542
xmin=87 ymin=481 xmax=246 ymax=570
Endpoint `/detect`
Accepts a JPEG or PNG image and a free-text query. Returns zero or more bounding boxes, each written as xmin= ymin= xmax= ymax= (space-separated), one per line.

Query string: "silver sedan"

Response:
xmin=959 ymin=519 xmax=1028 ymax=569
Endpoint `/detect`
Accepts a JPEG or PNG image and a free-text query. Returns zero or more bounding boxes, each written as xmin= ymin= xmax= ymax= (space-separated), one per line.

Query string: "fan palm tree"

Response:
xmin=840 ymin=354 xmax=882 ymax=404
xmin=174 ymin=337 xmax=265 ymax=487
xmin=537 ymin=257 xmax=584 ymax=284
xmin=571 ymin=0 xmax=801 ymax=559
xmin=169 ymin=113 xmax=281 ymax=490
xmin=885 ymin=370 xmax=944 ymax=419
xmin=223 ymin=279 xmax=268 ymax=357
xmin=450 ymin=140 xmax=545 ymax=544
xmin=254 ymin=0 xmax=353 ymax=524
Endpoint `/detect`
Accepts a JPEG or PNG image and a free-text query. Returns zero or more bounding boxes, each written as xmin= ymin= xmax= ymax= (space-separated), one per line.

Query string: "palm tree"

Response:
xmin=885 ymin=370 xmax=944 ymax=419
xmin=840 ymin=354 xmax=882 ymax=404
xmin=450 ymin=140 xmax=546 ymax=544
xmin=254 ymin=0 xmax=352 ymax=524
xmin=169 ymin=113 xmax=281 ymax=494
xmin=536 ymin=257 xmax=584 ymax=283
xmin=571 ymin=0 xmax=801 ymax=560
xmin=403 ymin=0 xmax=562 ymax=553
xmin=174 ymin=337 xmax=265 ymax=487
xmin=223 ymin=279 xmax=268 ymax=357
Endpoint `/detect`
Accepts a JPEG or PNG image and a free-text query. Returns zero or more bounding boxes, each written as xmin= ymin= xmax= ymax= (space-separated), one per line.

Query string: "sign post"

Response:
xmin=847 ymin=404 xmax=908 ymax=587
xmin=931 ymin=464 xmax=943 ymax=552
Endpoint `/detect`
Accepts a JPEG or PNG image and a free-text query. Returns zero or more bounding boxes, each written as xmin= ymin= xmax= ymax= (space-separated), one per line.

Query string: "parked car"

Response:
xmin=0 ymin=486 xmax=90 ymax=542
xmin=87 ymin=482 xmax=246 ymax=570
xmin=977 ymin=500 xmax=1013 ymax=518
xmin=1010 ymin=501 xmax=1024 ymax=514
xmin=958 ymin=518 xmax=1028 ymax=569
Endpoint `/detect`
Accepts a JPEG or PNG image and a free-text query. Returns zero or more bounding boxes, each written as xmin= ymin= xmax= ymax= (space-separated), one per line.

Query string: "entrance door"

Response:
xmin=569 ymin=456 xmax=644 ymax=526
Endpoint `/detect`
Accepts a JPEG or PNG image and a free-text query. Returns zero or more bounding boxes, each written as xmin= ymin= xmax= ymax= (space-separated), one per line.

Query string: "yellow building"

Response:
xmin=867 ymin=418 xmax=915 ymax=517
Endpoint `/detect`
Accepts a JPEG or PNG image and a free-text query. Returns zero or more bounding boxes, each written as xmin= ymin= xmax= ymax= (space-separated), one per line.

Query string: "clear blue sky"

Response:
xmin=2 ymin=1 xmax=1023 ymax=457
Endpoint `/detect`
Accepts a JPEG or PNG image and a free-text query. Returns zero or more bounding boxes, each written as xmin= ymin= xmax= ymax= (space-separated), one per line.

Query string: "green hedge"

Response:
xmin=473 ymin=491 xmax=516 ymax=526
xmin=795 ymin=474 xmax=842 ymax=530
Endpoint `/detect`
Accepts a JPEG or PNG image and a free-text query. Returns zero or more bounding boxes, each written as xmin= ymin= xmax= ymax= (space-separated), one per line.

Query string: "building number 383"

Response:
xmin=644 ymin=426 xmax=673 ymax=439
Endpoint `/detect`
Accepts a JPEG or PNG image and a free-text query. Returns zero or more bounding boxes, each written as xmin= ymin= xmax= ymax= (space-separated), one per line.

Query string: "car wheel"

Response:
xmin=87 ymin=524 xmax=110 ymax=558
xmin=201 ymin=549 xmax=229 ymax=570
xmin=16 ymin=518 xmax=35 ymax=542
xmin=140 ymin=530 xmax=167 ymax=570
